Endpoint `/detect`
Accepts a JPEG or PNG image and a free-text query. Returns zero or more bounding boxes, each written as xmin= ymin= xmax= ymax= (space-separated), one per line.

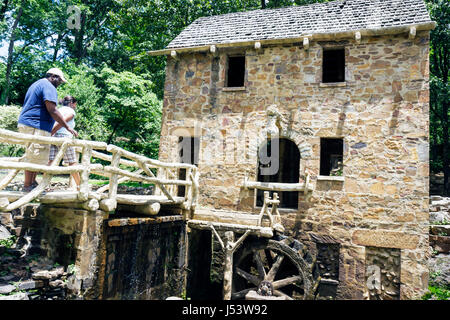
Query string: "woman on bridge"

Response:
xmin=48 ymin=96 xmax=80 ymax=190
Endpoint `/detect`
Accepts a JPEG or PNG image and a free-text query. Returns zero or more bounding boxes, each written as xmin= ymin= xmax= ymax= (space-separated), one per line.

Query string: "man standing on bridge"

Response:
xmin=17 ymin=68 xmax=78 ymax=191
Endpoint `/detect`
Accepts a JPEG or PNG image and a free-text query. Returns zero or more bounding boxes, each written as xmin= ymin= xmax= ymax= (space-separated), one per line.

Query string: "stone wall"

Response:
xmin=0 ymin=205 xmax=74 ymax=300
xmin=1 ymin=205 xmax=187 ymax=300
xmin=365 ymin=247 xmax=401 ymax=300
xmin=159 ymin=31 xmax=431 ymax=299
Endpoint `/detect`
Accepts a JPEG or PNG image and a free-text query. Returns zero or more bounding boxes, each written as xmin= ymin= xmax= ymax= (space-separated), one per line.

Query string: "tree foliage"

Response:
xmin=96 ymin=66 xmax=162 ymax=158
xmin=426 ymin=0 xmax=449 ymax=194
xmin=0 ymin=0 xmax=447 ymax=190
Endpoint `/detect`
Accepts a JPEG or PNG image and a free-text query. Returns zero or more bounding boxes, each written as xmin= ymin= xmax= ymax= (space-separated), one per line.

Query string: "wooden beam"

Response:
xmin=117 ymin=202 xmax=161 ymax=216
xmin=0 ymin=197 xmax=9 ymax=210
xmin=187 ymin=219 xmax=274 ymax=238
xmin=0 ymin=128 xmax=107 ymax=149
xmin=115 ymin=194 xmax=184 ymax=205
xmin=0 ymin=161 xmax=85 ymax=174
xmin=104 ymin=166 xmax=192 ymax=186
xmin=78 ymin=146 xmax=92 ymax=202
xmin=409 ymin=26 xmax=416 ymax=39
xmin=0 ymin=191 xmax=79 ymax=203
xmin=243 ymin=178 xmax=312 ymax=192
xmin=303 ymin=37 xmax=309 ymax=50
xmin=43 ymin=199 xmax=99 ymax=211
xmin=99 ymin=199 xmax=116 ymax=212
xmin=355 ymin=31 xmax=361 ymax=44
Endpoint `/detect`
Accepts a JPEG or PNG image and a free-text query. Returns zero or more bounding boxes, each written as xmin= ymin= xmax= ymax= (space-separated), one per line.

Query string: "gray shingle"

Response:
xmin=167 ymin=0 xmax=432 ymax=49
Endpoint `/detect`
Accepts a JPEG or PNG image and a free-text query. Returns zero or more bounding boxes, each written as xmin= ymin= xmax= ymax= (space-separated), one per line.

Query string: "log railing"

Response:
xmin=243 ymin=174 xmax=314 ymax=195
xmin=0 ymin=128 xmax=199 ymax=213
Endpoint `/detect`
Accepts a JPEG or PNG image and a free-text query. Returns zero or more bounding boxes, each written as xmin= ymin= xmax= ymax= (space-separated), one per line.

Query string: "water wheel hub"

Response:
xmin=257 ymin=280 xmax=274 ymax=296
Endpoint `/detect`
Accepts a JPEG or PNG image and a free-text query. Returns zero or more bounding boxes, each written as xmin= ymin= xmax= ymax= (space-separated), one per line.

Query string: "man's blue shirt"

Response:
xmin=18 ymin=78 xmax=58 ymax=132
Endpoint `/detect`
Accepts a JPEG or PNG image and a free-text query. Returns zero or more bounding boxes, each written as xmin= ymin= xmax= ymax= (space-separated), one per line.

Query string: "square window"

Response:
xmin=320 ymin=138 xmax=343 ymax=176
xmin=226 ymin=56 xmax=245 ymax=87
xmin=322 ymin=49 xmax=345 ymax=83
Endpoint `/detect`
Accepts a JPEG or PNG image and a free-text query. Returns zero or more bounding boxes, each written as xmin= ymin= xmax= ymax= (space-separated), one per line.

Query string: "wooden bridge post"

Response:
xmin=78 ymin=146 xmax=92 ymax=202
xmin=99 ymin=150 xmax=121 ymax=212
xmin=108 ymin=150 xmax=121 ymax=210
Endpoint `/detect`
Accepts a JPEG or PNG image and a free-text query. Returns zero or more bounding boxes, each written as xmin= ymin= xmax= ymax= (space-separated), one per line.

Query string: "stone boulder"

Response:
xmin=429 ymin=253 xmax=450 ymax=289
xmin=0 ymin=292 xmax=29 ymax=300
xmin=430 ymin=225 xmax=450 ymax=237
xmin=0 ymin=224 xmax=11 ymax=241
xmin=430 ymin=211 xmax=450 ymax=224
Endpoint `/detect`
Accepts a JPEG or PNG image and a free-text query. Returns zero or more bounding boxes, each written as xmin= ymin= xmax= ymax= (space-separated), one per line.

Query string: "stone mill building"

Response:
xmin=150 ymin=0 xmax=436 ymax=300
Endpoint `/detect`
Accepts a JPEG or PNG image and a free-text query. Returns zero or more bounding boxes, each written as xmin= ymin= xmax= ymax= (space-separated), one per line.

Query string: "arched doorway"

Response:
xmin=256 ymin=138 xmax=300 ymax=209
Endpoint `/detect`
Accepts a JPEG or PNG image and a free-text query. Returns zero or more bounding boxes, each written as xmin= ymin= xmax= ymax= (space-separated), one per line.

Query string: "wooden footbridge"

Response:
xmin=0 ymin=128 xmax=199 ymax=215
xmin=0 ymin=128 xmax=321 ymax=301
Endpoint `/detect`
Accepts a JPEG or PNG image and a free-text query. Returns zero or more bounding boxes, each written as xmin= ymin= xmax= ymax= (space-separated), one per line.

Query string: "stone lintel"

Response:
xmin=309 ymin=232 xmax=342 ymax=244
xmin=352 ymin=229 xmax=419 ymax=250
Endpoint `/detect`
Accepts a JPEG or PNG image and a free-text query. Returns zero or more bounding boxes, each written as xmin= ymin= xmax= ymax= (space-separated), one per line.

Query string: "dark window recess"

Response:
xmin=257 ymin=138 xmax=300 ymax=209
xmin=316 ymin=243 xmax=340 ymax=300
xmin=178 ymin=136 xmax=199 ymax=197
xmin=320 ymin=138 xmax=343 ymax=176
xmin=322 ymin=49 xmax=345 ymax=83
xmin=227 ymin=56 xmax=245 ymax=87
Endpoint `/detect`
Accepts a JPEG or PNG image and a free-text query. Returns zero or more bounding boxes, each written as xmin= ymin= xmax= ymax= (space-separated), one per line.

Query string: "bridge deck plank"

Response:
xmin=0 ymin=191 xmax=183 ymax=207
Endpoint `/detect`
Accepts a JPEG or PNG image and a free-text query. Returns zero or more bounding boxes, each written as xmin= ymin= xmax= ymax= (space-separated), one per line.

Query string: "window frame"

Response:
xmin=321 ymin=47 xmax=346 ymax=84
xmin=225 ymin=54 xmax=246 ymax=89
xmin=319 ymin=137 xmax=344 ymax=177
xmin=254 ymin=138 xmax=301 ymax=210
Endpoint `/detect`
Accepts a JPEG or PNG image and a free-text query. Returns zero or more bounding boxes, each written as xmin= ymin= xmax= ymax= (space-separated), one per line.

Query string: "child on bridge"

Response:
xmin=48 ymin=96 xmax=80 ymax=190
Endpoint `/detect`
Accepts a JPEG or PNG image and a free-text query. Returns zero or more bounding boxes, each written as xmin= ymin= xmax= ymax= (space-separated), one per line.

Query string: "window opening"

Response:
xmin=322 ymin=48 xmax=345 ymax=83
xmin=320 ymin=138 xmax=343 ymax=176
xmin=257 ymin=138 xmax=300 ymax=209
xmin=226 ymin=56 xmax=245 ymax=87
xmin=178 ymin=136 xmax=199 ymax=197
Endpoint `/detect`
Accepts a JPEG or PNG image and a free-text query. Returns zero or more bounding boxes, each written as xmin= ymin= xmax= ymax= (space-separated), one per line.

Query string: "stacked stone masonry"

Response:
xmin=159 ymin=31 xmax=431 ymax=299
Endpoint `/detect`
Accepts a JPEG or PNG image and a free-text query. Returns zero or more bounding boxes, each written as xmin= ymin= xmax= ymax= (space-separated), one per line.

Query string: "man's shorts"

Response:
xmin=49 ymin=132 xmax=77 ymax=164
xmin=18 ymin=124 xmax=51 ymax=165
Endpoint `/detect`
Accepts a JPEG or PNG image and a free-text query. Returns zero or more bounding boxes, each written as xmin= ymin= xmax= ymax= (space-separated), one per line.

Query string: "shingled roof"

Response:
xmin=167 ymin=0 xmax=433 ymax=49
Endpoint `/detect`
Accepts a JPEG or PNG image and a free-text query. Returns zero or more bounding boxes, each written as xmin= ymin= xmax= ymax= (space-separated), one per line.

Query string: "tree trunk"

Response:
xmin=74 ymin=10 xmax=86 ymax=65
xmin=0 ymin=2 xmax=23 ymax=105
xmin=107 ymin=116 xmax=123 ymax=145
xmin=52 ymin=32 xmax=65 ymax=62
xmin=443 ymin=100 xmax=449 ymax=196
xmin=261 ymin=0 xmax=266 ymax=9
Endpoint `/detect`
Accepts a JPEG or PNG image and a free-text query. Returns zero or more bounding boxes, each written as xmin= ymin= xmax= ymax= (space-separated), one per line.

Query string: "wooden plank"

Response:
xmin=187 ymin=219 xmax=273 ymax=238
xmin=0 ymin=190 xmax=79 ymax=202
xmin=3 ymin=174 xmax=52 ymax=211
xmin=244 ymin=179 xmax=308 ymax=192
xmin=115 ymin=194 xmax=185 ymax=205
xmin=104 ymin=166 xmax=192 ymax=186
xmin=0 ymin=128 xmax=107 ymax=149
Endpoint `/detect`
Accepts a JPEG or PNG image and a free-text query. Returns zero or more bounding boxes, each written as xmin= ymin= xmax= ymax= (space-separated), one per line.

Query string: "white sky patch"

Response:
xmin=0 ymin=40 xmax=8 ymax=59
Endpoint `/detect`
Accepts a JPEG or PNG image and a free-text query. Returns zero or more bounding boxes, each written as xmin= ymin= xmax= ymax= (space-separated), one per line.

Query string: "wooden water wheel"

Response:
xmin=231 ymin=235 xmax=320 ymax=300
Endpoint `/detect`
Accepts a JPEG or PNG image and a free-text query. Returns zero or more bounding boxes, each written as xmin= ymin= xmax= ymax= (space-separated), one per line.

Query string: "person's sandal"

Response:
xmin=23 ymin=181 xmax=39 ymax=192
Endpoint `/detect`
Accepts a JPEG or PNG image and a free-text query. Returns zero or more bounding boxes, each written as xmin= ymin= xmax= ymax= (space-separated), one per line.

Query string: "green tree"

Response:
xmin=0 ymin=0 xmax=62 ymax=104
xmin=56 ymin=62 xmax=105 ymax=142
xmin=0 ymin=104 xmax=23 ymax=157
xmin=427 ymin=0 xmax=449 ymax=195
xmin=96 ymin=66 xmax=162 ymax=158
